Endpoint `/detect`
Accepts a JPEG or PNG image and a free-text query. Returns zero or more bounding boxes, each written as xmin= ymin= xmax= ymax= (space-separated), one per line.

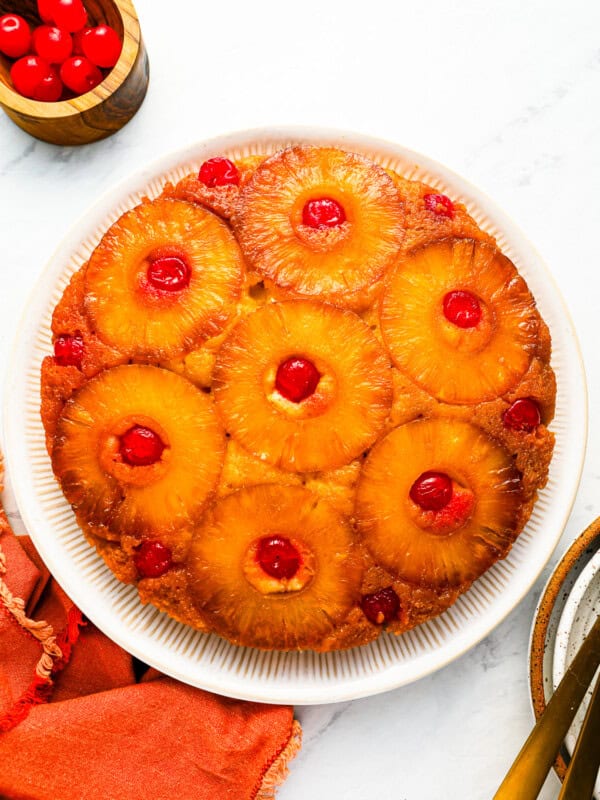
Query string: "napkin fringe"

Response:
xmin=0 ymin=675 xmax=53 ymax=733
xmin=0 ymin=539 xmax=85 ymax=734
xmin=255 ymin=719 xmax=302 ymax=799
xmin=0 ymin=540 xmax=61 ymax=674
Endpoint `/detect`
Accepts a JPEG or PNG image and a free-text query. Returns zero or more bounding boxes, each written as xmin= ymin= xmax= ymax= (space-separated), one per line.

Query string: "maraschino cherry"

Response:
xmin=54 ymin=332 xmax=84 ymax=367
xmin=443 ymin=290 xmax=482 ymax=328
xmin=0 ymin=14 xmax=32 ymax=59
xmin=276 ymin=357 xmax=320 ymax=403
xmin=410 ymin=471 xmax=453 ymax=511
xmin=10 ymin=55 xmax=59 ymax=100
xmin=361 ymin=587 xmax=400 ymax=625
xmin=424 ymin=193 xmax=455 ymax=218
xmin=503 ymin=398 xmax=541 ymax=432
xmin=147 ymin=255 xmax=191 ymax=292
xmin=32 ymin=25 xmax=72 ymax=63
xmin=256 ymin=536 xmax=301 ymax=580
xmin=52 ymin=0 xmax=88 ymax=33
xmin=120 ymin=425 xmax=165 ymax=467
xmin=199 ymin=158 xmax=240 ymax=188
xmin=302 ymin=198 xmax=346 ymax=228
xmin=134 ymin=540 xmax=172 ymax=578
xmin=37 ymin=0 xmax=56 ymax=24
xmin=60 ymin=55 xmax=102 ymax=94
xmin=81 ymin=24 xmax=121 ymax=68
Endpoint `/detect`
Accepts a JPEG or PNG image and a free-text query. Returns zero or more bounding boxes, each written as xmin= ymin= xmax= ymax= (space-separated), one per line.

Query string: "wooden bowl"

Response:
xmin=0 ymin=0 xmax=149 ymax=145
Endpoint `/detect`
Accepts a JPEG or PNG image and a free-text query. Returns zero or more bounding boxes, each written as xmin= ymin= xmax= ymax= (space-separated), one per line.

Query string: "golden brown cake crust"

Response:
xmin=40 ymin=146 xmax=556 ymax=652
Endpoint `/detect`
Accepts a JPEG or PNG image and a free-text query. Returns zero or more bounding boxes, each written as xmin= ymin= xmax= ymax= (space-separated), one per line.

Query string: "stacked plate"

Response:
xmin=529 ymin=517 xmax=600 ymax=796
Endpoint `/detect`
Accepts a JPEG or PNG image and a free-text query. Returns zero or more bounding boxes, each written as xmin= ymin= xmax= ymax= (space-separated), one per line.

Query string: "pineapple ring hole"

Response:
xmin=436 ymin=289 xmax=495 ymax=354
xmin=137 ymin=245 xmax=192 ymax=303
xmin=243 ymin=536 xmax=316 ymax=595
xmin=290 ymin=188 xmax=353 ymax=251
xmin=98 ymin=414 xmax=172 ymax=487
xmin=264 ymin=354 xmax=337 ymax=419
xmin=407 ymin=477 xmax=476 ymax=536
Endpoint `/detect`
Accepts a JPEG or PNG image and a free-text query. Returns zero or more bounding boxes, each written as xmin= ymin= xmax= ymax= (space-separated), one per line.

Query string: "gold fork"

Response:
xmin=494 ymin=613 xmax=600 ymax=799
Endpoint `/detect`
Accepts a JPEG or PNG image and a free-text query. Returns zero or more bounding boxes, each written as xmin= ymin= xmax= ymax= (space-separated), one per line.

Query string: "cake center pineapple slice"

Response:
xmin=84 ymin=197 xmax=244 ymax=360
xmin=187 ymin=485 xmax=362 ymax=650
xmin=355 ymin=418 xmax=523 ymax=588
xmin=52 ymin=364 xmax=225 ymax=538
xmin=380 ymin=237 xmax=542 ymax=404
xmin=213 ymin=300 xmax=393 ymax=472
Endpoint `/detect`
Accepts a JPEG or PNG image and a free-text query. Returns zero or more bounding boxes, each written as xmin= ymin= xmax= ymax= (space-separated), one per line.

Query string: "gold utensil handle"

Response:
xmin=494 ymin=613 xmax=600 ymax=800
xmin=558 ymin=671 xmax=600 ymax=799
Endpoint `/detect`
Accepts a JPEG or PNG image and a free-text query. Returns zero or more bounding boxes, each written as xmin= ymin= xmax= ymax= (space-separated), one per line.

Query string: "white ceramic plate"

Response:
xmin=553 ymin=551 xmax=600 ymax=798
xmin=3 ymin=127 xmax=587 ymax=704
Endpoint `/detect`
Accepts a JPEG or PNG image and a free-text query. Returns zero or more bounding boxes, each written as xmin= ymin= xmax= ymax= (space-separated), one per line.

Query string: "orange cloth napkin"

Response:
xmin=0 ymin=507 xmax=301 ymax=800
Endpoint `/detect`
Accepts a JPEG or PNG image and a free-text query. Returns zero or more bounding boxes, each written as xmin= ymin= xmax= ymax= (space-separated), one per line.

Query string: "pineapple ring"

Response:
xmin=187 ymin=485 xmax=363 ymax=650
xmin=380 ymin=238 xmax=542 ymax=404
xmin=52 ymin=365 xmax=225 ymax=538
xmin=85 ymin=197 xmax=244 ymax=360
xmin=233 ymin=146 xmax=405 ymax=309
xmin=355 ymin=418 xmax=523 ymax=588
xmin=213 ymin=300 xmax=393 ymax=472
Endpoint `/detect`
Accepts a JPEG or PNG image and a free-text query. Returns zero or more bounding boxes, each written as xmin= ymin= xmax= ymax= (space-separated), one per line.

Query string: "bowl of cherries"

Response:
xmin=0 ymin=0 xmax=148 ymax=145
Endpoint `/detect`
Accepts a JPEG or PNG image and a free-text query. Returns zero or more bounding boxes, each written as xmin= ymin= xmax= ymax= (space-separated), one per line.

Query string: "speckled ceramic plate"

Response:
xmin=3 ymin=127 xmax=588 ymax=704
xmin=529 ymin=516 xmax=600 ymax=792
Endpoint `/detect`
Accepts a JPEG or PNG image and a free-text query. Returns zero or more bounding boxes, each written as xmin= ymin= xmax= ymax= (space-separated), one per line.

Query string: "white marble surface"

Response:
xmin=1 ymin=0 xmax=600 ymax=797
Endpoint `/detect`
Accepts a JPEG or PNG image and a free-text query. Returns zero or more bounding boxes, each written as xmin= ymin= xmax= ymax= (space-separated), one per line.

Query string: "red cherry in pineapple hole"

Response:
xmin=199 ymin=157 xmax=240 ymax=188
xmin=0 ymin=14 xmax=31 ymax=59
xmin=147 ymin=255 xmax=191 ymax=292
xmin=361 ymin=587 xmax=400 ymax=625
xmin=54 ymin=332 xmax=84 ymax=367
xmin=32 ymin=26 xmax=73 ymax=64
xmin=424 ymin=193 xmax=455 ymax=218
xmin=503 ymin=398 xmax=541 ymax=432
xmin=256 ymin=536 xmax=301 ymax=580
xmin=302 ymin=197 xmax=346 ymax=228
xmin=443 ymin=290 xmax=482 ymax=328
xmin=410 ymin=471 xmax=453 ymax=511
xmin=134 ymin=540 xmax=172 ymax=578
xmin=60 ymin=56 xmax=102 ymax=94
xmin=120 ymin=425 xmax=165 ymax=467
xmin=276 ymin=357 xmax=321 ymax=403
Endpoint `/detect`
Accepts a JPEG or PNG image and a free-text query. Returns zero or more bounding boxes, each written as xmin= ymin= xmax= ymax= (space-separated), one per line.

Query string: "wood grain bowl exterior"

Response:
xmin=0 ymin=0 xmax=148 ymax=145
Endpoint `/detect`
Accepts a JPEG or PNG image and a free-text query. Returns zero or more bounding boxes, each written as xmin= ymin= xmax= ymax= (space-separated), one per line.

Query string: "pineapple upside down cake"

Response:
xmin=41 ymin=145 xmax=556 ymax=651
